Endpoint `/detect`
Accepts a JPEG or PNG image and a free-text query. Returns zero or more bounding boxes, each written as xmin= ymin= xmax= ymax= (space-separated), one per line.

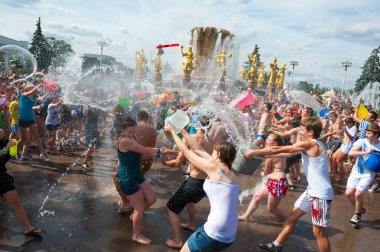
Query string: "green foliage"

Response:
xmin=29 ymin=17 xmax=50 ymax=70
xmin=29 ymin=17 xmax=74 ymax=70
xmin=46 ymin=37 xmax=74 ymax=67
xmin=243 ymin=44 xmax=261 ymax=71
xmin=298 ymin=81 xmax=314 ymax=93
xmin=354 ymin=46 xmax=380 ymax=93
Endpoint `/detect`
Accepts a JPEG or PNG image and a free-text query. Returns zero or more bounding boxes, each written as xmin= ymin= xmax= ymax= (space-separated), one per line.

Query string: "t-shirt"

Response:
xmin=358 ymin=120 xmax=371 ymax=139
xmin=8 ymin=100 xmax=20 ymax=126
xmin=342 ymin=125 xmax=357 ymax=148
xmin=45 ymin=104 xmax=61 ymax=126
xmin=18 ymin=94 xmax=36 ymax=121
xmin=351 ymin=138 xmax=380 ymax=178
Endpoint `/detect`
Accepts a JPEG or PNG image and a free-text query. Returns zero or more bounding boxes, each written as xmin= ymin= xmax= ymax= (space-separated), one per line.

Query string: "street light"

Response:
xmin=287 ymin=70 xmax=292 ymax=90
xmin=341 ymin=60 xmax=352 ymax=96
xmin=290 ymin=61 xmax=299 ymax=88
xmin=97 ymin=39 xmax=110 ymax=68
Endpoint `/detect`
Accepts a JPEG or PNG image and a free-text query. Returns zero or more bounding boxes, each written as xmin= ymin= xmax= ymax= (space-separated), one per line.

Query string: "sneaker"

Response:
xmin=350 ymin=213 xmax=361 ymax=225
xmin=257 ymin=242 xmax=282 ymax=252
xmin=19 ymin=156 xmax=33 ymax=161
xmin=40 ymin=153 xmax=49 ymax=161
xmin=118 ymin=206 xmax=131 ymax=214
xmin=368 ymin=183 xmax=379 ymax=193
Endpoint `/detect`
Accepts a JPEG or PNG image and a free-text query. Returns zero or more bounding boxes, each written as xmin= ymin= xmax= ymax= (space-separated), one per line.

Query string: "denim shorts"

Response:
xmin=187 ymin=226 xmax=232 ymax=252
xmin=11 ymin=124 xmax=19 ymax=133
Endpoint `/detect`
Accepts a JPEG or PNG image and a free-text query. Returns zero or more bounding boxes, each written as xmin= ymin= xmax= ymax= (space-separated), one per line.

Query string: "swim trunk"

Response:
xmin=118 ymin=174 xmax=146 ymax=196
xmin=140 ymin=159 xmax=153 ymax=175
xmin=187 ymin=225 xmax=232 ymax=252
xmin=11 ymin=124 xmax=19 ymax=133
xmin=285 ymin=154 xmax=302 ymax=171
xmin=167 ymin=176 xmax=206 ymax=214
xmin=265 ymin=178 xmax=288 ymax=198
xmin=0 ymin=172 xmax=16 ymax=195
xmin=326 ymin=137 xmax=342 ymax=154
xmin=255 ymin=134 xmax=267 ymax=141
xmin=295 ymin=191 xmax=332 ymax=227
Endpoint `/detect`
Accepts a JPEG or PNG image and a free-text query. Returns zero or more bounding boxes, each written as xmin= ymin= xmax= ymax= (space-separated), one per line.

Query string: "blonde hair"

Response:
xmin=23 ymin=84 xmax=35 ymax=93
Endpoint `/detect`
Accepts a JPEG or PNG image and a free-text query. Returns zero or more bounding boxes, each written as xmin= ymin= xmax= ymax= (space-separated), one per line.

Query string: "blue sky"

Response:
xmin=1 ymin=0 xmax=380 ymax=89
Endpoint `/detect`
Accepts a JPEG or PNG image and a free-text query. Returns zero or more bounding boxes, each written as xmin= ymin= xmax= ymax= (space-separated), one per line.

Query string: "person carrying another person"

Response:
xmin=322 ymin=112 xmax=343 ymax=174
xmin=246 ymin=102 xmax=272 ymax=148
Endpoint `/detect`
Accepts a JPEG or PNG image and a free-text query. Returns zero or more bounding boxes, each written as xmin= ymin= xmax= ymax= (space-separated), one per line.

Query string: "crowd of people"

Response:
xmin=1 ymin=68 xmax=380 ymax=252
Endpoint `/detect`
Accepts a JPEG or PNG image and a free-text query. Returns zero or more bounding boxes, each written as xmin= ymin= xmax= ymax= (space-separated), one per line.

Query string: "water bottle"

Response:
xmin=165 ymin=110 xmax=190 ymax=133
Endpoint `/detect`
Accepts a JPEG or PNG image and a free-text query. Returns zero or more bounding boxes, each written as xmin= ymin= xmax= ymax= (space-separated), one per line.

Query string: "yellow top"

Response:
xmin=9 ymin=100 xmax=20 ymax=126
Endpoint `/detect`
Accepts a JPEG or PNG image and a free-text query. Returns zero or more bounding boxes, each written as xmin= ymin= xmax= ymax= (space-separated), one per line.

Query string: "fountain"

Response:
xmin=354 ymin=82 xmax=380 ymax=108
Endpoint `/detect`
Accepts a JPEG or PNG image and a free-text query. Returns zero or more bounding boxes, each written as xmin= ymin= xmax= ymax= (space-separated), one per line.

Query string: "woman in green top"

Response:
xmin=116 ymin=117 xmax=160 ymax=245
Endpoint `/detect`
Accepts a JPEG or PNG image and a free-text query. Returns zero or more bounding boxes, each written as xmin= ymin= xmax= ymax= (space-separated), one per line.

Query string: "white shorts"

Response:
xmin=340 ymin=144 xmax=352 ymax=155
xmin=346 ymin=174 xmax=375 ymax=192
xmin=294 ymin=191 xmax=331 ymax=227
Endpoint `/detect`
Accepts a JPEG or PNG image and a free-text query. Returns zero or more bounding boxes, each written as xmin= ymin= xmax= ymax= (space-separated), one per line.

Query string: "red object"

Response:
xmin=40 ymin=79 xmax=59 ymax=92
xmin=156 ymin=44 xmax=180 ymax=49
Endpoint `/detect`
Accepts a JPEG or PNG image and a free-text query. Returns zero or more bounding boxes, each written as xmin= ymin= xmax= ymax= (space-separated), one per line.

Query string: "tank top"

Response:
xmin=301 ymin=139 xmax=333 ymax=200
xmin=117 ymin=139 xmax=142 ymax=183
xmin=203 ymin=167 xmax=240 ymax=243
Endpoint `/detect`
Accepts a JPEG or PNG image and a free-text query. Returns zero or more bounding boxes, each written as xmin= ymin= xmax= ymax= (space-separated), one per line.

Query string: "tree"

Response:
xmin=29 ymin=17 xmax=50 ymax=70
xmin=243 ymin=44 xmax=261 ymax=71
xmin=354 ymin=46 xmax=380 ymax=93
xmin=46 ymin=37 xmax=74 ymax=67
xmin=298 ymin=81 xmax=314 ymax=93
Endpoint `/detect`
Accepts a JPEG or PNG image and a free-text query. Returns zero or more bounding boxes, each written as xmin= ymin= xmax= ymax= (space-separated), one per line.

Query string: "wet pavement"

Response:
xmin=1 ymin=133 xmax=379 ymax=252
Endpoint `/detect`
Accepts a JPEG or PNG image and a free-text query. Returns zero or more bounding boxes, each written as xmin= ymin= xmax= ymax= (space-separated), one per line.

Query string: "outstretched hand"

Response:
xmin=164 ymin=125 xmax=175 ymax=135
xmin=5 ymin=141 xmax=16 ymax=151
xmin=243 ymin=150 xmax=256 ymax=159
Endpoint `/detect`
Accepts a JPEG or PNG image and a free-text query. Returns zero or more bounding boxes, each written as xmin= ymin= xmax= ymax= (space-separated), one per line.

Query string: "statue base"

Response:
xmin=154 ymin=73 xmax=162 ymax=84
xmin=247 ymin=80 xmax=254 ymax=89
xmin=182 ymin=75 xmax=191 ymax=88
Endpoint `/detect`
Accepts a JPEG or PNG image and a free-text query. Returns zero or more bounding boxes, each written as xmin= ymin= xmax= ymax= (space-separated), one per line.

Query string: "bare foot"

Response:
xmin=165 ymin=239 xmax=183 ymax=249
xmin=132 ymin=234 xmax=151 ymax=245
xmin=180 ymin=222 xmax=196 ymax=232
xmin=238 ymin=215 xmax=250 ymax=221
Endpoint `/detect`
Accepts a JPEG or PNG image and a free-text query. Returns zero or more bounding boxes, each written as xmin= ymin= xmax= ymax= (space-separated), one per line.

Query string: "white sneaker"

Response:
xmin=368 ymin=183 xmax=379 ymax=193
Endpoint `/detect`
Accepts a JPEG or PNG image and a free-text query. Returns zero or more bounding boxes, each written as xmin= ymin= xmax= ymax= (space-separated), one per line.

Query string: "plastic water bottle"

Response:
xmin=165 ymin=110 xmax=189 ymax=133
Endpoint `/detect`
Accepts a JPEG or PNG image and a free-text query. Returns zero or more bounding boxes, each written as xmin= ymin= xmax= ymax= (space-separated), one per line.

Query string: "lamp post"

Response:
xmin=290 ymin=61 xmax=299 ymax=89
xmin=341 ymin=60 xmax=352 ymax=97
xmin=97 ymin=39 xmax=110 ymax=68
xmin=287 ymin=70 xmax=292 ymax=90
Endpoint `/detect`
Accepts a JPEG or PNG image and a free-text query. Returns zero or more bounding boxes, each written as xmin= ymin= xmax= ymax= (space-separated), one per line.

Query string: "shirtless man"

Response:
xmin=135 ymin=111 xmax=157 ymax=174
xmin=322 ymin=112 xmax=343 ymax=174
xmin=247 ymin=102 xmax=272 ymax=148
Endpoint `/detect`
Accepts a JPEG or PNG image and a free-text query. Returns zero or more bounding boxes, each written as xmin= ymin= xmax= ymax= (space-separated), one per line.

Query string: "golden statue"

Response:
xmin=216 ymin=49 xmax=232 ymax=70
xmin=180 ymin=45 xmax=195 ymax=77
xmin=248 ymin=54 xmax=257 ymax=67
xmin=268 ymin=57 xmax=279 ymax=85
xmin=134 ymin=51 xmax=141 ymax=76
xmin=239 ymin=67 xmax=247 ymax=81
xmin=139 ymin=49 xmax=148 ymax=75
xmin=276 ymin=63 xmax=286 ymax=87
xmin=257 ymin=66 xmax=267 ymax=88
xmin=154 ymin=54 xmax=161 ymax=75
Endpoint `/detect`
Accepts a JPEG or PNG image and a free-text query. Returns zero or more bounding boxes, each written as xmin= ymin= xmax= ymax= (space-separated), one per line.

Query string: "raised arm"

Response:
xmin=166 ymin=126 xmax=213 ymax=174
xmin=353 ymin=108 xmax=362 ymax=123
xmin=244 ymin=141 xmax=307 ymax=158
xmin=181 ymin=129 xmax=211 ymax=159
xmin=22 ymin=84 xmax=40 ymax=97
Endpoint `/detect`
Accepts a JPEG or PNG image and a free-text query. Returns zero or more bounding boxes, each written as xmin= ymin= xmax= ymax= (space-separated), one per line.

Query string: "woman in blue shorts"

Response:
xmin=116 ymin=117 xmax=160 ymax=245
xmin=18 ymin=84 xmax=48 ymax=161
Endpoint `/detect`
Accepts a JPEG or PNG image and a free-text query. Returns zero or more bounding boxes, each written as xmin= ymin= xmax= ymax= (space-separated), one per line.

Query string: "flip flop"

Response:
xmin=24 ymin=227 xmax=43 ymax=237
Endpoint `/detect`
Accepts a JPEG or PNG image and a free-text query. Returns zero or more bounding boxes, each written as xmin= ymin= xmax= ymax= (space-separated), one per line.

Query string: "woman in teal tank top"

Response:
xmin=116 ymin=117 xmax=160 ymax=245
